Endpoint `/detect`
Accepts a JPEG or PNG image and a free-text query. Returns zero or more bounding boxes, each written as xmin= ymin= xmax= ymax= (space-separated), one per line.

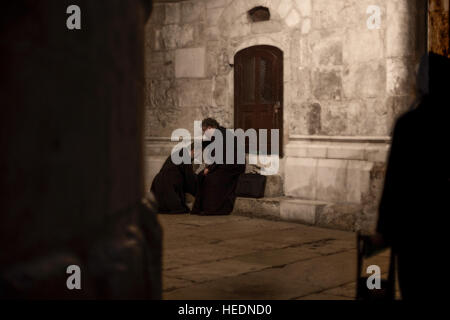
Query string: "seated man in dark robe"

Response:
xmin=150 ymin=144 xmax=197 ymax=214
xmin=191 ymin=118 xmax=246 ymax=215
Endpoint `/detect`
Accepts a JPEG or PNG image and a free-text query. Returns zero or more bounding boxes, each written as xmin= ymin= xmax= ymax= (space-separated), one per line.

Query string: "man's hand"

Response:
xmin=203 ymin=168 xmax=209 ymax=175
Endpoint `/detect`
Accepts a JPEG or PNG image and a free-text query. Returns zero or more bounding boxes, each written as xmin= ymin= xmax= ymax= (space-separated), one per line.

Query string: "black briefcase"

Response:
xmin=356 ymin=232 xmax=396 ymax=301
xmin=235 ymin=173 xmax=267 ymax=198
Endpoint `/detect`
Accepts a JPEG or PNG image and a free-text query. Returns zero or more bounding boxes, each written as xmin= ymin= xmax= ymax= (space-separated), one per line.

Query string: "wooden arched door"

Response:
xmin=234 ymin=45 xmax=283 ymax=156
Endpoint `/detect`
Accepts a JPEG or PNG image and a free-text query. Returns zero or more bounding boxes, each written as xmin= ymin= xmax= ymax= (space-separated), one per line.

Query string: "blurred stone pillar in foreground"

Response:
xmin=0 ymin=0 xmax=161 ymax=299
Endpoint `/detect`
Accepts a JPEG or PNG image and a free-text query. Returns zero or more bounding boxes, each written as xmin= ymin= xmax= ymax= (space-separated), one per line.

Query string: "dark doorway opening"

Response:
xmin=234 ymin=45 xmax=283 ymax=157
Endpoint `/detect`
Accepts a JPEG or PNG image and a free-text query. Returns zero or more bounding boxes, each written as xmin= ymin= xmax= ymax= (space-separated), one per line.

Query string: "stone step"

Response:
xmin=185 ymin=172 xmax=283 ymax=209
xmin=232 ymin=196 xmax=362 ymax=232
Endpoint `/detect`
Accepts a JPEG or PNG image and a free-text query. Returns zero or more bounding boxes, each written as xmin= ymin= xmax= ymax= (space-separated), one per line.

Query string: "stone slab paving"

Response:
xmin=159 ymin=214 xmax=395 ymax=300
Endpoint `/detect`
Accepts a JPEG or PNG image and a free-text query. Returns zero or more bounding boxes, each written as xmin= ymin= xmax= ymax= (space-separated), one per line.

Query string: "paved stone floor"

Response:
xmin=160 ymin=214 xmax=396 ymax=300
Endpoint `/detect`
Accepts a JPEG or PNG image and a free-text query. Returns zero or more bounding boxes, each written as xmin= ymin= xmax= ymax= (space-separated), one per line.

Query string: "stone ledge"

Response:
xmin=285 ymin=157 xmax=375 ymax=204
xmin=285 ymin=140 xmax=390 ymax=162
xmin=289 ymin=135 xmax=391 ymax=143
xmin=232 ymin=196 xmax=365 ymax=232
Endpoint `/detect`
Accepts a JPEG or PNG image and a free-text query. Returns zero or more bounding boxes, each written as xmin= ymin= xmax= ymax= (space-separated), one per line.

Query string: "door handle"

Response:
xmin=273 ymin=101 xmax=281 ymax=113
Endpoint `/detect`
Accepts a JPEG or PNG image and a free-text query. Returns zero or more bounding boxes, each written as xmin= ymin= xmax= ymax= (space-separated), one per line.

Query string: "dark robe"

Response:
xmin=150 ymin=148 xmax=197 ymax=214
xmin=376 ymin=53 xmax=449 ymax=300
xmin=191 ymin=126 xmax=246 ymax=215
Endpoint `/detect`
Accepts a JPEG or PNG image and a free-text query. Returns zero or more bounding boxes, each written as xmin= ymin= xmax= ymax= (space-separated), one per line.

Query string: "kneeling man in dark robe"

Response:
xmin=191 ymin=118 xmax=246 ymax=215
xmin=150 ymin=144 xmax=197 ymax=214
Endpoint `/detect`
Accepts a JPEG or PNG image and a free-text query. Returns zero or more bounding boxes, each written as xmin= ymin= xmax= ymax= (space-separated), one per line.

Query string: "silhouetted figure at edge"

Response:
xmin=374 ymin=53 xmax=450 ymax=300
xmin=191 ymin=118 xmax=246 ymax=215
xmin=150 ymin=144 xmax=197 ymax=214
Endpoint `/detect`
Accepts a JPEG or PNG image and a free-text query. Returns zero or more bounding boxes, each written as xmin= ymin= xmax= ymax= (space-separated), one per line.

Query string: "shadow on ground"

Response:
xmin=160 ymin=214 xmax=397 ymax=300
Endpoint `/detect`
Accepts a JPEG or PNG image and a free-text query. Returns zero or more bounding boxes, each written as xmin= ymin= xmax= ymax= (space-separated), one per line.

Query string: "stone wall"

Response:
xmin=1 ymin=0 xmax=162 ymax=299
xmin=144 ymin=0 xmax=426 ymax=232
xmin=145 ymin=0 xmax=424 ymax=137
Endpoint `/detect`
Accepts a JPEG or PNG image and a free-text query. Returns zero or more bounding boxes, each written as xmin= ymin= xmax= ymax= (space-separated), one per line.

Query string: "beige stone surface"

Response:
xmin=285 ymin=9 xmax=301 ymax=27
xmin=145 ymin=0 xmax=421 ymax=139
xmin=295 ymin=0 xmax=312 ymax=17
xmin=280 ymin=199 xmax=326 ymax=224
xmin=285 ymin=157 xmax=317 ymax=199
xmin=175 ymin=47 xmax=206 ymax=78
xmin=160 ymin=214 xmax=398 ymax=300
xmin=160 ymin=214 xmax=380 ymax=299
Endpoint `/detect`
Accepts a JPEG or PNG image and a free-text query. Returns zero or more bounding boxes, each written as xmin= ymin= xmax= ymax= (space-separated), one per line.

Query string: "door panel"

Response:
xmin=234 ymin=45 xmax=283 ymax=156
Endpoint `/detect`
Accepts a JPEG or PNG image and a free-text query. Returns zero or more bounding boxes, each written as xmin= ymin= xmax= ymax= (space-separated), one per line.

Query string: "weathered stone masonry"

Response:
xmin=144 ymin=0 xmax=428 ymax=232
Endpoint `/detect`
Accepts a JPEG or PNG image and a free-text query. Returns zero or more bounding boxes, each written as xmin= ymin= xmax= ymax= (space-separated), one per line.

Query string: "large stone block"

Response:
xmin=310 ymin=32 xmax=343 ymax=66
xmin=207 ymin=7 xmax=224 ymax=26
xmin=386 ymin=57 xmax=415 ymax=96
xmin=233 ymin=197 xmax=281 ymax=219
xmin=181 ymin=1 xmax=206 ymax=24
xmin=251 ymin=20 xmax=284 ymax=34
xmin=365 ymin=145 xmax=389 ymax=163
xmin=285 ymin=9 xmax=301 ymax=28
xmin=342 ymin=61 xmax=386 ymax=99
xmin=319 ymin=101 xmax=347 ymax=135
xmin=301 ymin=18 xmax=311 ymax=34
xmin=227 ymin=19 xmax=252 ymax=38
xmin=206 ymin=0 xmax=232 ymax=9
xmin=285 ymin=157 xmax=317 ymax=199
xmin=146 ymin=26 xmax=163 ymax=51
xmin=280 ymin=199 xmax=327 ymax=224
xmin=149 ymin=4 xmax=165 ymax=25
xmin=295 ymin=0 xmax=311 ymax=17
xmin=206 ymin=42 xmax=231 ymax=76
xmin=312 ymin=0 xmax=344 ymax=29
xmin=317 ymin=203 xmax=361 ymax=231
xmin=386 ymin=95 xmax=414 ymax=127
xmin=164 ymin=3 xmax=180 ymax=25
xmin=285 ymin=140 xmax=308 ymax=157
xmin=340 ymin=0 xmax=386 ymax=29
xmin=213 ymin=75 xmax=228 ymax=106
xmin=145 ymin=106 xmax=183 ymax=137
xmin=312 ymin=69 xmax=342 ymax=100
xmin=346 ymin=98 xmax=390 ymax=136
xmin=343 ymin=28 xmax=384 ymax=64
xmin=316 ymin=159 xmax=347 ymax=202
xmin=145 ymin=60 xmax=173 ymax=80
xmin=205 ymin=26 xmax=221 ymax=40
xmin=176 ymin=25 xmax=195 ymax=48
xmin=161 ymin=24 xmax=179 ymax=49
xmin=218 ymin=0 xmax=247 ymax=27
xmin=265 ymin=174 xmax=284 ymax=197
xmin=277 ymin=0 xmax=294 ymax=19
xmin=327 ymin=146 xmax=365 ymax=161
xmin=345 ymin=161 xmax=373 ymax=204
xmin=146 ymin=80 xmax=177 ymax=109
xmin=175 ymin=47 xmax=206 ymax=78
xmin=145 ymin=104 xmax=208 ymax=137
xmin=292 ymin=66 xmax=312 ymax=100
